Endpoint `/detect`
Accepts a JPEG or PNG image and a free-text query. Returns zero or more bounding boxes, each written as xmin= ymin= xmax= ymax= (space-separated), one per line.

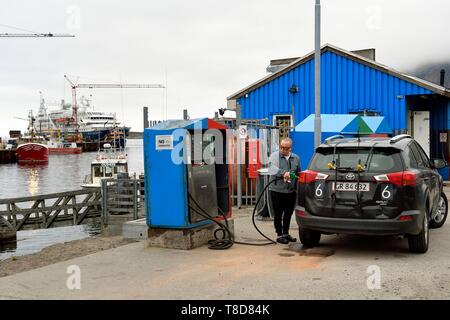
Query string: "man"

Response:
xmin=268 ymin=137 xmax=301 ymax=244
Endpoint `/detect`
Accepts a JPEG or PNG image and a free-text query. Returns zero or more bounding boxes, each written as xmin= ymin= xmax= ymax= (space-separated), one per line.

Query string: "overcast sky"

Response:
xmin=0 ymin=0 xmax=449 ymax=137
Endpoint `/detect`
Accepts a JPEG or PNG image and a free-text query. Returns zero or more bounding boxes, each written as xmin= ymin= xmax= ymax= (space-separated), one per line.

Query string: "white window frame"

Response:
xmin=272 ymin=114 xmax=293 ymax=128
xmin=271 ymin=114 xmax=293 ymax=152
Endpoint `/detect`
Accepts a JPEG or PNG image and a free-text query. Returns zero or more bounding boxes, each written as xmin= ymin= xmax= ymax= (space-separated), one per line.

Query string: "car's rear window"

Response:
xmin=310 ymin=147 xmax=404 ymax=173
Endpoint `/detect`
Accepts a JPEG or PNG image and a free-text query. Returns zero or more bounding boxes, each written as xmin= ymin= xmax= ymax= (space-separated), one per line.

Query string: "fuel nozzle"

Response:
xmin=289 ymin=171 xmax=297 ymax=181
xmin=285 ymin=171 xmax=297 ymax=183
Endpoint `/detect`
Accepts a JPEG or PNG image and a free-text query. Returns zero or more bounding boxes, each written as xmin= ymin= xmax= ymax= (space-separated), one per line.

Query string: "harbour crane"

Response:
xmin=0 ymin=23 xmax=74 ymax=38
xmin=0 ymin=33 xmax=74 ymax=37
xmin=63 ymin=75 xmax=165 ymax=133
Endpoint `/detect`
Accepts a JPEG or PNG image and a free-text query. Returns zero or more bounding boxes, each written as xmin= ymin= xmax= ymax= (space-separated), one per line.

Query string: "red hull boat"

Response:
xmin=47 ymin=141 xmax=82 ymax=154
xmin=48 ymin=147 xmax=82 ymax=154
xmin=16 ymin=143 xmax=49 ymax=163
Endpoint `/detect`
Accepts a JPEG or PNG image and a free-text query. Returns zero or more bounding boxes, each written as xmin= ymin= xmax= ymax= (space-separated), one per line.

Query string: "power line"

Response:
xmin=0 ymin=23 xmax=41 ymax=34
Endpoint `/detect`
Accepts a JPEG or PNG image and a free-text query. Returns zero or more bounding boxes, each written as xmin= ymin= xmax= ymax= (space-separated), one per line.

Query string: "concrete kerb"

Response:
xmin=147 ymin=219 xmax=235 ymax=250
xmin=122 ymin=218 xmax=148 ymax=240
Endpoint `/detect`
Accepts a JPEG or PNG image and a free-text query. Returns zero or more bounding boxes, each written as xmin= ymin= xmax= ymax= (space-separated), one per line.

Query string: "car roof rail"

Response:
xmin=324 ymin=134 xmax=345 ymax=144
xmin=389 ymin=134 xmax=412 ymax=144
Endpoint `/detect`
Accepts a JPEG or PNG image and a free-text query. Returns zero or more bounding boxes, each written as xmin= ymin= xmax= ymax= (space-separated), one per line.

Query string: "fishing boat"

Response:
xmin=17 ymin=142 xmax=48 ymax=163
xmin=16 ymin=112 xmax=49 ymax=164
xmin=46 ymin=130 xmax=82 ymax=154
xmin=81 ymin=144 xmax=129 ymax=188
xmin=47 ymin=140 xmax=82 ymax=154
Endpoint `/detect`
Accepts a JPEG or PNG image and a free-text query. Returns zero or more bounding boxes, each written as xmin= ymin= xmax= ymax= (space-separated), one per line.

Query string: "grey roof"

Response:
xmin=227 ymin=43 xmax=450 ymax=101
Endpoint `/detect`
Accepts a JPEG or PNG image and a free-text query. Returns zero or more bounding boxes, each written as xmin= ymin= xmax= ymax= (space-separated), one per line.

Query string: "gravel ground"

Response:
xmin=0 ymin=236 xmax=136 ymax=278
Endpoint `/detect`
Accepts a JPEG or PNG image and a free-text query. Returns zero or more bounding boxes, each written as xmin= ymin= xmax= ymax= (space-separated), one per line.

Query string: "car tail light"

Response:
xmin=399 ymin=215 xmax=413 ymax=221
xmin=298 ymin=170 xmax=329 ymax=184
xmin=295 ymin=209 xmax=306 ymax=217
xmin=373 ymin=171 xmax=417 ymax=186
xmin=402 ymin=171 xmax=417 ymax=186
xmin=387 ymin=172 xmax=404 ymax=186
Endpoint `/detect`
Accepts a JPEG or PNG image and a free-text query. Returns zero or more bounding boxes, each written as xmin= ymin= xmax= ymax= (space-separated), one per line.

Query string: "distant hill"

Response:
xmin=406 ymin=63 xmax=450 ymax=88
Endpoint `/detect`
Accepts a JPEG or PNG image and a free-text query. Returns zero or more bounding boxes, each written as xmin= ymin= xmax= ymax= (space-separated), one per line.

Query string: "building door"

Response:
xmin=408 ymin=111 xmax=430 ymax=157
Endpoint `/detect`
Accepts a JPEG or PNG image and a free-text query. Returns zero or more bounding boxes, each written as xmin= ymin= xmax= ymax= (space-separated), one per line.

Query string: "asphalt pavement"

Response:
xmin=0 ymin=190 xmax=449 ymax=300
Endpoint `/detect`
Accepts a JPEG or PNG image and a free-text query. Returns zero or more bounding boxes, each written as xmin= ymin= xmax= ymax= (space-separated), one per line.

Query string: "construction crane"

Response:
xmin=0 ymin=33 xmax=74 ymax=37
xmin=63 ymin=75 xmax=165 ymax=133
xmin=0 ymin=23 xmax=74 ymax=38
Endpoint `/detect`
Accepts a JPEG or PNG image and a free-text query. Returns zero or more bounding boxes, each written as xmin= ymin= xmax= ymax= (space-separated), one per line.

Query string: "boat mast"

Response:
xmin=64 ymin=75 xmax=79 ymax=138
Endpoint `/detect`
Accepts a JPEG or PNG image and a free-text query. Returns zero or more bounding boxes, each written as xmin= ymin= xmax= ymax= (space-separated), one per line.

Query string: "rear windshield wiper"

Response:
xmin=363 ymin=143 xmax=378 ymax=172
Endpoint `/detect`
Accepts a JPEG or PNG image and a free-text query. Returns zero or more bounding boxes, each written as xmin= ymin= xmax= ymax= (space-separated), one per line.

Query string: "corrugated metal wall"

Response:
xmin=430 ymin=99 xmax=450 ymax=179
xmin=238 ymin=50 xmax=434 ymax=131
xmin=430 ymin=99 xmax=448 ymax=157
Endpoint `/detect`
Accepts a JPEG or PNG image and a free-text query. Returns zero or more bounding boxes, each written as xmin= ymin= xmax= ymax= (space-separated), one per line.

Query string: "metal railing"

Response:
xmin=227 ymin=126 xmax=281 ymax=207
xmin=100 ymin=177 xmax=145 ymax=225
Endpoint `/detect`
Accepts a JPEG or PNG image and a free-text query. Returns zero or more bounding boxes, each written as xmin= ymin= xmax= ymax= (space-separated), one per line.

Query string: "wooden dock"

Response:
xmin=0 ymin=188 xmax=102 ymax=243
xmin=0 ymin=149 xmax=17 ymax=164
xmin=0 ymin=177 xmax=145 ymax=243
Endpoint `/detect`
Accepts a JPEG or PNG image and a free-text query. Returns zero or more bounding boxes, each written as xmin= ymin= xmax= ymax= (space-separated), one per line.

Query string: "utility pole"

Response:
xmin=143 ymin=106 xmax=149 ymax=129
xmin=236 ymin=102 xmax=242 ymax=208
xmin=314 ymin=0 xmax=322 ymax=148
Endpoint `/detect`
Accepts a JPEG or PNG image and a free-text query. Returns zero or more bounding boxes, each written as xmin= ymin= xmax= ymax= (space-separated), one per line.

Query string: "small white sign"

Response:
xmin=238 ymin=125 xmax=248 ymax=139
xmin=440 ymin=132 xmax=447 ymax=143
xmin=155 ymin=135 xmax=173 ymax=150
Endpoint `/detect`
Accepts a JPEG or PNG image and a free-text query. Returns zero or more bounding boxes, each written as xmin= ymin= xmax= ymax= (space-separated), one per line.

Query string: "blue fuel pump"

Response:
xmin=143 ymin=118 xmax=231 ymax=229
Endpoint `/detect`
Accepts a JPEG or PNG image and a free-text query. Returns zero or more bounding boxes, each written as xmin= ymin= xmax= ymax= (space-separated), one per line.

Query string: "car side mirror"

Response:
xmin=433 ymin=159 xmax=447 ymax=169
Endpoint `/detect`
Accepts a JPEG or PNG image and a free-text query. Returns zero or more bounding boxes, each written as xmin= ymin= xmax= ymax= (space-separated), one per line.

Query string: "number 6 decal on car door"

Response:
xmin=381 ymin=184 xmax=393 ymax=200
xmin=315 ymin=182 xmax=325 ymax=199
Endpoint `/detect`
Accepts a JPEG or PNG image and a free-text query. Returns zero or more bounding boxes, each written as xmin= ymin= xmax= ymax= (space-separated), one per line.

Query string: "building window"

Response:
xmin=273 ymin=114 xmax=292 ymax=140
xmin=348 ymin=109 xmax=381 ymax=116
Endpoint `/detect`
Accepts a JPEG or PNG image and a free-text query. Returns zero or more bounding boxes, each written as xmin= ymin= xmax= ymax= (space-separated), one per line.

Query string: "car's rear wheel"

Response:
xmin=430 ymin=192 xmax=448 ymax=229
xmin=299 ymin=227 xmax=321 ymax=247
xmin=408 ymin=212 xmax=429 ymax=254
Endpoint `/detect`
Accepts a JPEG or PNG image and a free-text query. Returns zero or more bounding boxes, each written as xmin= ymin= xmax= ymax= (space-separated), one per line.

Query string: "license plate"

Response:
xmin=332 ymin=182 xmax=370 ymax=192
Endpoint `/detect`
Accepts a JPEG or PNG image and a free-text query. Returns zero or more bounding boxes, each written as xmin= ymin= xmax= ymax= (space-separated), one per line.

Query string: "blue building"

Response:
xmin=227 ymin=44 xmax=450 ymax=178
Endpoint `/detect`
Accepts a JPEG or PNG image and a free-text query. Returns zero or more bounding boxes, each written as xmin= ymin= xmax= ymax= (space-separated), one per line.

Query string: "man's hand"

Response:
xmin=283 ymin=171 xmax=291 ymax=182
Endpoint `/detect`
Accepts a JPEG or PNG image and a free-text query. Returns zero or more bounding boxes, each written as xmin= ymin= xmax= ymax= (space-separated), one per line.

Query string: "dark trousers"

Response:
xmin=270 ymin=191 xmax=297 ymax=236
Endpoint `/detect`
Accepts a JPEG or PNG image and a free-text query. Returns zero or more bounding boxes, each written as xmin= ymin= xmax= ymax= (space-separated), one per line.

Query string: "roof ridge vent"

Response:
xmin=350 ymin=48 xmax=376 ymax=61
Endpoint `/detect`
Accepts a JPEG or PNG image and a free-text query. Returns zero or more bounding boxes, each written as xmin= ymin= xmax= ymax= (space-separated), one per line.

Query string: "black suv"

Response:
xmin=295 ymin=134 xmax=448 ymax=253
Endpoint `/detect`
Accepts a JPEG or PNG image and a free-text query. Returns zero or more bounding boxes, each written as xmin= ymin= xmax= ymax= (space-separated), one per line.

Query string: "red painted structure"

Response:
xmin=246 ymin=138 xmax=261 ymax=179
xmin=16 ymin=143 xmax=49 ymax=163
xmin=48 ymin=147 xmax=82 ymax=154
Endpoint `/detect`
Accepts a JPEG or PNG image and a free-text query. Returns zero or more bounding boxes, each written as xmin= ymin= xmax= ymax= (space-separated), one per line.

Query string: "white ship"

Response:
xmin=35 ymin=93 xmax=130 ymax=141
